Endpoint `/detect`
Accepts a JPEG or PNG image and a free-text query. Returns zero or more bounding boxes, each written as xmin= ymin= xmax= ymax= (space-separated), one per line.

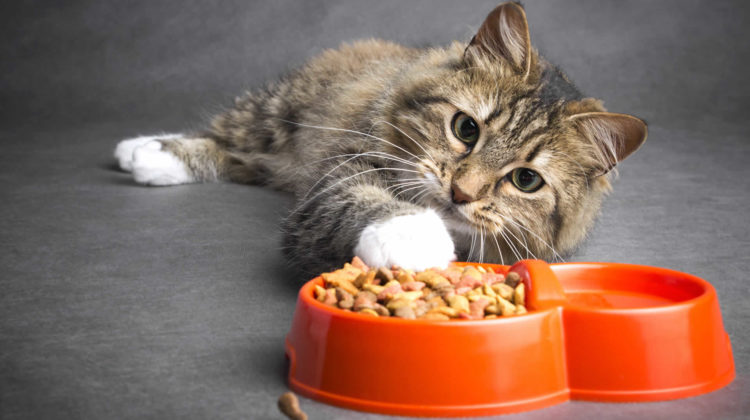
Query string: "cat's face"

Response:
xmin=382 ymin=3 xmax=646 ymax=263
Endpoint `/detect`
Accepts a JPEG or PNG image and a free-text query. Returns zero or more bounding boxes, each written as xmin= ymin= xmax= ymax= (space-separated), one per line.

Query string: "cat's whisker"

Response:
xmin=468 ymin=228 xmax=478 ymax=262
xmin=410 ymin=184 xmax=435 ymax=205
xmin=371 ymin=120 xmax=437 ymax=165
xmin=498 ymin=228 xmax=523 ymax=262
xmin=387 ymin=180 xmax=426 ymax=194
xmin=499 ymin=214 xmax=565 ymax=263
xmin=489 ymin=227 xmax=505 ymax=266
xmin=300 ymin=151 xmax=423 ymax=201
xmin=278 ymin=119 xmax=423 ymax=162
xmin=502 ymin=221 xmax=537 ymax=260
xmin=479 ymin=224 xmax=486 ymax=264
xmin=289 ymin=166 xmax=422 ymax=216
xmin=393 ymin=184 xmax=429 ymax=200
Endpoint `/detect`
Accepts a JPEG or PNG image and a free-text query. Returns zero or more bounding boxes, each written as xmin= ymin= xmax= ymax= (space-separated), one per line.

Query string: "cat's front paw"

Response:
xmin=354 ymin=209 xmax=456 ymax=271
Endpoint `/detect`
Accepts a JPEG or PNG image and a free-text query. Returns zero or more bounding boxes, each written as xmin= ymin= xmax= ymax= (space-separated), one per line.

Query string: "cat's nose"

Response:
xmin=451 ymin=183 xmax=476 ymax=204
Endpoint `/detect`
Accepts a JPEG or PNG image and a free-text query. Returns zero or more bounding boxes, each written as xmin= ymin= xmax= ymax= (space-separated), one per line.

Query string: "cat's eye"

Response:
xmin=451 ymin=112 xmax=480 ymax=145
xmin=510 ymin=168 xmax=544 ymax=192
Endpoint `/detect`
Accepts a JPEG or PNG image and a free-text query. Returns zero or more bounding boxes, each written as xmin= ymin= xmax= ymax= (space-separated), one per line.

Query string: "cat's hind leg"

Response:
xmin=114 ymin=134 xmax=227 ymax=186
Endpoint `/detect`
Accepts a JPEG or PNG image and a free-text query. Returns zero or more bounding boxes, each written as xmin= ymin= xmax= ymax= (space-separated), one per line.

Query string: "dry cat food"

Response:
xmin=314 ymin=257 xmax=527 ymax=320
xmin=278 ymin=391 xmax=308 ymax=420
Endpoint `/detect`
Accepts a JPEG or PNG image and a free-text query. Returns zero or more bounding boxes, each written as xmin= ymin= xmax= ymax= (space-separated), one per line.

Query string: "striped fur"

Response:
xmin=122 ymin=3 xmax=646 ymax=274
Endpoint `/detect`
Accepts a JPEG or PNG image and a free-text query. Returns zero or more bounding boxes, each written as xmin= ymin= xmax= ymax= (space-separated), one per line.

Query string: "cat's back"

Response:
xmin=304 ymin=39 xmax=417 ymax=82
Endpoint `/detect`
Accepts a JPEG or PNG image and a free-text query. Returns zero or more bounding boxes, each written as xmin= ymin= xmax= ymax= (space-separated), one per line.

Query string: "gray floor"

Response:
xmin=1 ymin=1 xmax=748 ymax=419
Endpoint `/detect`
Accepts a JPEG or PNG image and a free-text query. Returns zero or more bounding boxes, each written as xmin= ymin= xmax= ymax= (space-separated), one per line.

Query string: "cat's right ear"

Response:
xmin=464 ymin=2 xmax=532 ymax=79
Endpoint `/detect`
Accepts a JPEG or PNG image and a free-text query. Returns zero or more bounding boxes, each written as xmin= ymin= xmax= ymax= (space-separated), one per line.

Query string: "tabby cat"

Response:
xmin=114 ymin=2 xmax=647 ymax=275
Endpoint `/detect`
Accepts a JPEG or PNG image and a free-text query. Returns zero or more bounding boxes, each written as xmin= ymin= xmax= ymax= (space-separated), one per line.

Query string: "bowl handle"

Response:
xmin=509 ymin=260 xmax=567 ymax=310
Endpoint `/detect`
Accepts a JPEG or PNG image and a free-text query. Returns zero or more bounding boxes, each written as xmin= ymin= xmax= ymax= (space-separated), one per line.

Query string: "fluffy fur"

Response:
xmin=114 ymin=2 xmax=646 ymax=275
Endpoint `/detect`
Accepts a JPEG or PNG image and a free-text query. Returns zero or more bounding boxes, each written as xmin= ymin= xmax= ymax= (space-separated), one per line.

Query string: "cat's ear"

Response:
xmin=464 ymin=2 xmax=532 ymax=78
xmin=568 ymin=112 xmax=648 ymax=175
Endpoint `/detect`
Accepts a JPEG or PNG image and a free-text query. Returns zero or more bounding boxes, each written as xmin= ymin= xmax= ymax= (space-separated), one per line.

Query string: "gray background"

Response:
xmin=1 ymin=0 xmax=748 ymax=418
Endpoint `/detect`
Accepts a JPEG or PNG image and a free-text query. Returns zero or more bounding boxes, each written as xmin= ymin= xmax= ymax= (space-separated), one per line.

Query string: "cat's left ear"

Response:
xmin=568 ymin=112 xmax=648 ymax=175
xmin=464 ymin=2 xmax=532 ymax=79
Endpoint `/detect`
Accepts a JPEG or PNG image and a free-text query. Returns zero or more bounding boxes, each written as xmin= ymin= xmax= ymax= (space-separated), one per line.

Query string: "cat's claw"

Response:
xmin=354 ymin=209 xmax=456 ymax=271
xmin=114 ymin=134 xmax=193 ymax=186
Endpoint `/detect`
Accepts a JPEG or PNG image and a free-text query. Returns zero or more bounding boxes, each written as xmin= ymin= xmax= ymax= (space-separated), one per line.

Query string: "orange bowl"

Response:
xmin=284 ymin=260 xmax=735 ymax=417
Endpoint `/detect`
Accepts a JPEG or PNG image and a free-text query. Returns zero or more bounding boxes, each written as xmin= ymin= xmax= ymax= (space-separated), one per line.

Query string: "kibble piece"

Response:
xmin=396 ymin=271 xmax=416 ymax=284
xmin=447 ymin=295 xmax=470 ymax=314
xmin=314 ymin=285 xmax=327 ymax=302
xmin=373 ymin=303 xmax=390 ymax=316
xmin=322 ymin=288 xmax=338 ymax=307
xmin=514 ymin=283 xmax=525 ymax=306
xmin=358 ymin=308 xmax=379 ymax=317
xmin=336 ymin=288 xmax=354 ymax=309
xmin=363 ymin=283 xmax=384 ymax=295
xmin=505 ymin=271 xmax=522 ymax=287
xmin=515 ymin=305 xmax=527 ymax=315
xmin=492 ymin=283 xmax=515 ymax=301
xmin=497 ymin=296 xmax=517 ymax=316
xmin=394 ymin=305 xmax=416 ymax=319
xmin=278 ymin=391 xmax=308 ymax=420
xmin=422 ymin=312 xmax=450 ymax=320
xmin=375 ymin=266 xmax=394 ymax=283
xmin=354 ymin=270 xmax=376 ymax=288
xmin=386 ymin=297 xmax=412 ymax=312
xmin=353 ymin=290 xmax=377 ymax=311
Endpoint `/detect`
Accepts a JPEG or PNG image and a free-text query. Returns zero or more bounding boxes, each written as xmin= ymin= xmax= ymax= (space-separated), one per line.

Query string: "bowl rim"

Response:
xmin=300 ymin=261 xmax=716 ymax=322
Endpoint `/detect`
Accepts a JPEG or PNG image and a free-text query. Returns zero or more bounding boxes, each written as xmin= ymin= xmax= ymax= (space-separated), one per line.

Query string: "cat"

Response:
xmin=114 ymin=2 xmax=646 ymax=275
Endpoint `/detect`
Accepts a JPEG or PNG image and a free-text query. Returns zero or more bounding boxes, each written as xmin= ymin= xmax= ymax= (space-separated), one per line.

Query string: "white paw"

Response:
xmin=114 ymin=134 xmax=182 ymax=172
xmin=130 ymin=141 xmax=194 ymax=186
xmin=354 ymin=209 xmax=456 ymax=271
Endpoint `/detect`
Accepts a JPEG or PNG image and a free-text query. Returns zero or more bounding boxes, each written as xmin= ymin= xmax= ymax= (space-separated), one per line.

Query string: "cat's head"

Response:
xmin=383 ymin=2 xmax=647 ymax=263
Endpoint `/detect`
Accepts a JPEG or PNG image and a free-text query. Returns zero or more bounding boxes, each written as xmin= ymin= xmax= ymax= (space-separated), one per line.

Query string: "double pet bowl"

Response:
xmin=284 ymin=260 xmax=735 ymax=417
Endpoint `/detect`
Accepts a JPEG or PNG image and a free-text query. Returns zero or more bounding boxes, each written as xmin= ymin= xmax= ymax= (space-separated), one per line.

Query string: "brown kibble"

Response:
xmin=377 ymin=280 xmax=403 ymax=301
xmin=482 ymin=283 xmax=497 ymax=298
xmin=354 ymin=270 xmax=376 ymax=288
xmin=350 ymin=256 xmax=369 ymax=271
xmin=322 ymin=270 xmax=359 ymax=295
xmin=353 ymin=290 xmax=377 ymax=311
xmin=363 ymin=283 xmax=384 ymax=295
xmin=375 ymin=266 xmax=394 ymax=283
xmin=386 ymin=297 xmax=413 ymax=311
xmin=358 ymin=308 xmax=379 ymax=317
xmin=514 ymin=283 xmax=525 ymax=306
xmin=394 ymin=305 xmax=416 ymax=319
xmin=415 ymin=270 xmax=449 ymax=287
xmin=373 ymin=303 xmax=390 ymax=316
xmin=515 ymin=304 xmax=527 ymax=315
xmin=314 ymin=285 xmax=327 ymax=301
xmin=402 ymin=281 xmax=426 ymax=291
xmin=497 ymin=296 xmax=517 ymax=315
xmin=397 ymin=271 xmax=416 ymax=284
xmin=421 ymin=312 xmax=450 ymax=320
xmin=485 ymin=304 xmax=500 ymax=315
xmin=336 ymin=287 xmax=354 ymax=309
xmin=447 ymin=295 xmax=470 ymax=313
xmin=430 ymin=306 xmax=458 ymax=318
xmin=278 ymin=391 xmax=308 ymax=420
xmin=322 ymin=288 xmax=337 ymax=306
xmin=492 ymin=283 xmax=515 ymax=301
xmin=506 ymin=271 xmax=522 ymax=288
xmin=469 ymin=296 xmax=491 ymax=319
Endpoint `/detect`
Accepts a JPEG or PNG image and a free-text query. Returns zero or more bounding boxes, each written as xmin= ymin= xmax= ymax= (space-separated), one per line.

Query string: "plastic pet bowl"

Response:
xmin=284 ymin=260 xmax=735 ymax=417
